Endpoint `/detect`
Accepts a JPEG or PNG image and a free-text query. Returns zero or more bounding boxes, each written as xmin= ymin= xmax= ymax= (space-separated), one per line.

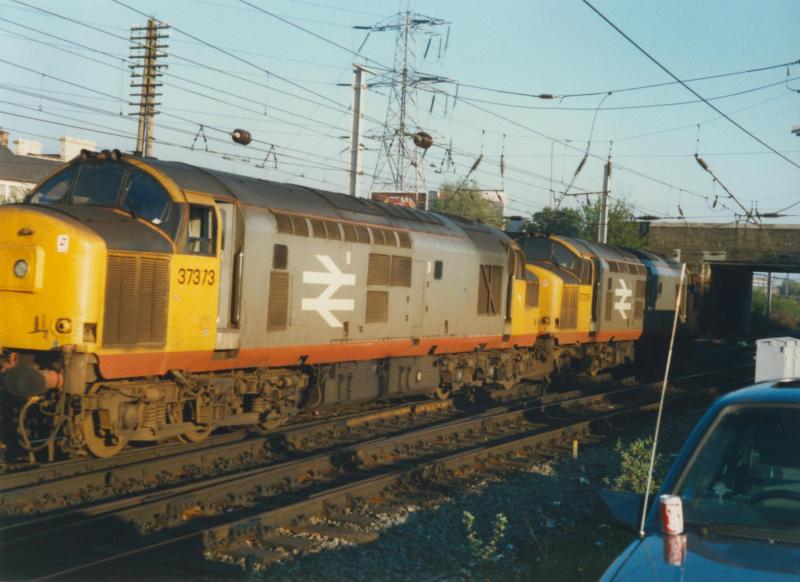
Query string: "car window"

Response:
xmin=676 ymin=406 xmax=800 ymax=532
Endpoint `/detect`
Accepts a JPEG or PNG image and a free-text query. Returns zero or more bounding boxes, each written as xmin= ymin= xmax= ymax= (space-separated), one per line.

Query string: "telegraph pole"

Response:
xmin=130 ymin=18 xmax=169 ymax=157
xmin=348 ymin=65 xmax=367 ymax=197
xmin=598 ymin=155 xmax=611 ymax=244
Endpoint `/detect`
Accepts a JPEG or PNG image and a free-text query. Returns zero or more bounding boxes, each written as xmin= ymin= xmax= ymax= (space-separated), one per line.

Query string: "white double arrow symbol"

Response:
xmin=301 ymin=255 xmax=355 ymax=328
xmin=614 ymin=279 xmax=633 ymax=320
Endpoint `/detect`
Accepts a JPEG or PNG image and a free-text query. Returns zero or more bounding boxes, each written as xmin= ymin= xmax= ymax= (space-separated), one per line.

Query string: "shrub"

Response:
xmin=613 ymin=437 xmax=664 ymax=494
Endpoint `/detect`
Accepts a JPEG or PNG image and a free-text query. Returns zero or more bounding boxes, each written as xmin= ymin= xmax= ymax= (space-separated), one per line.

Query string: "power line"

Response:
xmin=110 ymin=0 xmax=353 ymax=114
xmin=444 ymin=75 xmax=800 ymax=112
xmin=454 ymin=58 xmax=800 ymax=100
xmin=0 ymin=16 xmax=354 ymax=140
xmin=237 ymin=0 xmax=391 ymax=68
xmin=0 ymin=66 xmax=358 ymax=172
xmin=581 ymin=0 xmax=800 ymax=172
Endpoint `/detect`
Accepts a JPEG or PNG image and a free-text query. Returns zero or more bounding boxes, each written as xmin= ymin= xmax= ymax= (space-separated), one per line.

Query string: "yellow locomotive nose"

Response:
xmin=0 ymin=205 xmax=106 ymax=353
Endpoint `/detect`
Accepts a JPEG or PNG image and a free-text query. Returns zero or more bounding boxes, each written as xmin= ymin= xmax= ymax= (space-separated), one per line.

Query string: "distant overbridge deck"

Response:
xmin=646 ymin=222 xmax=800 ymax=335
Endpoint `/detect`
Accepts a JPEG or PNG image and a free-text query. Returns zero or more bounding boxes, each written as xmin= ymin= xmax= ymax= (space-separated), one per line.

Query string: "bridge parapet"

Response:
xmin=646 ymin=222 xmax=800 ymax=335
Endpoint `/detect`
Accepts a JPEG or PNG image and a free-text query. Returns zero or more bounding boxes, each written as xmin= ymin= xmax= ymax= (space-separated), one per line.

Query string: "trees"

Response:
xmin=433 ymin=182 xmax=504 ymax=228
xmin=526 ymin=198 xmax=647 ymax=249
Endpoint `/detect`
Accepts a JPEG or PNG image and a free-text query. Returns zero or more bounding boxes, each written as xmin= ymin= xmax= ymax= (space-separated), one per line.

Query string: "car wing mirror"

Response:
xmin=596 ymin=489 xmax=645 ymax=532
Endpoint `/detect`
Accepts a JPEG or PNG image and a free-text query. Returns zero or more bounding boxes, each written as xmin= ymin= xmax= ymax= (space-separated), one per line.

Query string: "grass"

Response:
xmin=518 ymin=519 xmax=633 ymax=581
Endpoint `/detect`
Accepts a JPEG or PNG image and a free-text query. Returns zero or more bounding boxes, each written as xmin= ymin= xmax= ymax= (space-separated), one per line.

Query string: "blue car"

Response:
xmin=600 ymin=379 xmax=800 ymax=581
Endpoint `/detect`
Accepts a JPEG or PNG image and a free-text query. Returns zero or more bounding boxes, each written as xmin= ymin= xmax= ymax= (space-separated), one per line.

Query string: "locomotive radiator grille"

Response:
xmin=560 ymin=286 xmax=579 ymax=329
xmin=103 ymin=254 xmax=169 ymax=347
xmin=365 ymin=290 xmax=389 ymax=323
xmin=267 ymin=271 xmax=290 ymax=331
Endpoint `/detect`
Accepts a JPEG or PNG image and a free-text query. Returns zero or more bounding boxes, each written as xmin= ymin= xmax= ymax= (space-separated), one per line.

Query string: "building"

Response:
xmin=0 ymin=130 xmax=96 ymax=202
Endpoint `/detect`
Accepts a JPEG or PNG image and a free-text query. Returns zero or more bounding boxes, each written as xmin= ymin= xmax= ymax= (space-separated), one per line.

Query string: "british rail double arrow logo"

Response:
xmin=614 ymin=279 xmax=632 ymax=320
xmin=301 ymin=255 xmax=356 ymax=327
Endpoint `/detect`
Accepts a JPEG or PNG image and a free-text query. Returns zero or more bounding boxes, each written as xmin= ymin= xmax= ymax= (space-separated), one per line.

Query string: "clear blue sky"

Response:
xmin=1 ymin=0 xmax=798 ymax=223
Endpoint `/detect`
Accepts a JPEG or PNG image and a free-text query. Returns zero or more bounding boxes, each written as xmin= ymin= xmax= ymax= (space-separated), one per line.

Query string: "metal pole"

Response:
xmin=639 ymin=263 xmax=686 ymax=537
xmin=598 ymin=155 xmax=611 ymax=243
xmin=766 ymin=272 xmax=772 ymax=320
xmin=348 ymin=65 xmax=365 ymax=197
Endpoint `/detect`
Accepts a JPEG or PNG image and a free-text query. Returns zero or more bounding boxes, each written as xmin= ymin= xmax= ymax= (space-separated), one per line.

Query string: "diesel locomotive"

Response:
xmin=0 ymin=150 xmax=686 ymax=458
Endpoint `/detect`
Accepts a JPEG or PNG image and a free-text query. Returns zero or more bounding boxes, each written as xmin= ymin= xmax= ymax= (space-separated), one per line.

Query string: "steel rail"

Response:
xmin=0 ymin=363 xmax=752 ymax=580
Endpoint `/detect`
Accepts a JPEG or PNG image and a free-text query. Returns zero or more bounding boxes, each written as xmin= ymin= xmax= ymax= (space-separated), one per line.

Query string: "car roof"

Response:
xmin=713 ymin=379 xmax=800 ymax=408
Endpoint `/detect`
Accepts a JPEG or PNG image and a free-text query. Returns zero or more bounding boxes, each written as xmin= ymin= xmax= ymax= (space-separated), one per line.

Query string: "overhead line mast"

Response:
xmin=129 ymin=18 xmax=169 ymax=157
xmin=360 ymin=9 xmax=449 ymax=193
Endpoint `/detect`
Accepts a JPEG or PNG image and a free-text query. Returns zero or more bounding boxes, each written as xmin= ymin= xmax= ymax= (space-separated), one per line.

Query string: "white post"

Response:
xmin=348 ymin=65 xmax=366 ymax=197
xmin=639 ymin=264 xmax=686 ymax=537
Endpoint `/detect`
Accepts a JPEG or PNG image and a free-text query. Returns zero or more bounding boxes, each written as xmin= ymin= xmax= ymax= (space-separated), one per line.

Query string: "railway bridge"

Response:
xmin=646 ymin=222 xmax=800 ymax=336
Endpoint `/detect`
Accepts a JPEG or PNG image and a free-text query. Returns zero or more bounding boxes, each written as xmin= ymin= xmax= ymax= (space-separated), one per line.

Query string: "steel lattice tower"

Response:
xmin=361 ymin=10 xmax=449 ymax=194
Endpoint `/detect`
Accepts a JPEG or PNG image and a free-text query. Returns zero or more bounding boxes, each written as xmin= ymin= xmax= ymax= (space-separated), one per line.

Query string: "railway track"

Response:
xmin=0 ymin=359 xmax=753 ymax=580
xmin=0 ymin=340 xmax=749 ymax=513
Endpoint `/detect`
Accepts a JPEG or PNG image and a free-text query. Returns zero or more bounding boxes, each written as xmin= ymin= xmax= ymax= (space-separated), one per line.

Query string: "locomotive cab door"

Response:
xmin=215 ymin=201 xmax=244 ymax=351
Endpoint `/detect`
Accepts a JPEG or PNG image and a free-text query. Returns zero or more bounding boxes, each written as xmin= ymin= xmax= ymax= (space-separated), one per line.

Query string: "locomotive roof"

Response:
xmin=556 ymin=235 xmax=681 ymax=271
xmin=143 ymin=157 xmax=508 ymax=245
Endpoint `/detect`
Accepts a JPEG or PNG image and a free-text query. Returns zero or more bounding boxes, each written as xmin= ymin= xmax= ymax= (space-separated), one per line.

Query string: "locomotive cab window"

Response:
xmin=121 ymin=170 xmax=175 ymax=230
xmin=183 ymin=205 xmax=217 ymax=255
xmin=29 ymin=166 xmax=77 ymax=204
xmin=71 ymin=162 xmax=125 ymax=206
xmin=434 ymin=260 xmax=444 ymax=280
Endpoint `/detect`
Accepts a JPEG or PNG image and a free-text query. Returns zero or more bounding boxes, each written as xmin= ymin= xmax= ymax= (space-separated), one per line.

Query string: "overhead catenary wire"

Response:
xmin=8 ymin=0 xmax=792 ymax=223
xmin=0 ymin=16 xmax=355 ymax=144
xmin=439 ymin=75 xmax=800 ymax=112
xmin=453 ymin=58 xmax=800 ymax=101
xmin=581 ymin=0 xmax=800 ymax=172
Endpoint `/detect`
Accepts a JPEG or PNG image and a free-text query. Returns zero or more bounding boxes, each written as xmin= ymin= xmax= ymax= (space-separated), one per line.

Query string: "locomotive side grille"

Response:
xmin=604 ymin=289 xmax=614 ymax=321
xmin=136 ymin=258 xmax=169 ymax=343
xmin=342 ymin=223 xmax=357 ymax=242
xmin=324 ymin=220 xmax=342 ymax=240
xmin=355 ymin=225 xmax=371 ymax=243
xmin=477 ymin=265 xmax=503 ymax=316
xmin=275 ymin=213 xmax=293 ymax=234
xmin=390 ymin=256 xmax=412 ymax=287
xmin=383 ymin=229 xmax=398 ymax=247
xmin=371 ymin=228 xmax=386 ymax=246
xmin=310 ymin=218 xmax=327 ymax=239
xmin=525 ymin=280 xmax=539 ymax=308
xmin=290 ymin=215 xmax=309 ymax=236
xmin=267 ymin=271 xmax=290 ymax=331
xmin=560 ymin=286 xmax=578 ymax=329
xmin=367 ymin=253 xmax=391 ymax=286
xmin=103 ymin=255 xmax=169 ymax=347
xmin=269 ymin=211 xmax=411 ymax=248
xmin=365 ymin=290 xmax=388 ymax=323
xmin=635 ymin=279 xmax=646 ymax=299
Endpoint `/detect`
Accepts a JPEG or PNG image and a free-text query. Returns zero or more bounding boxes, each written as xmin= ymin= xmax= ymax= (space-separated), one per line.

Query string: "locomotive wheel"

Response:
xmin=81 ymin=412 xmax=127 ymax=458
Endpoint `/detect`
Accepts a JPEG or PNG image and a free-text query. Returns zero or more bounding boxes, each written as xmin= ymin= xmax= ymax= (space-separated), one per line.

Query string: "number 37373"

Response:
xmin=177 ymin=268 xmax=216 ymax=285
